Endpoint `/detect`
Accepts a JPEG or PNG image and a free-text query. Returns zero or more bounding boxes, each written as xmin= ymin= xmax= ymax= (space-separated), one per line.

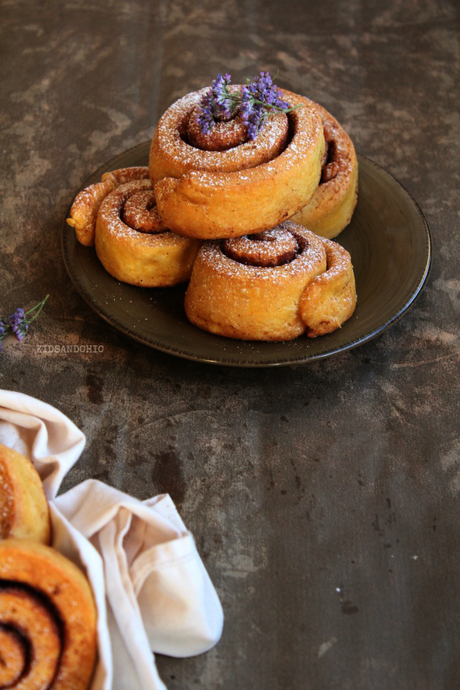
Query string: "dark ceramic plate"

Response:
xmin=62 ymin=143 xmax=431 ymax=367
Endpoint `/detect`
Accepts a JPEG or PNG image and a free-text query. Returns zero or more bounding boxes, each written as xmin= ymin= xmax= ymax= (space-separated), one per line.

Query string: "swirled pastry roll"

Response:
xmin=291 ymin=100 xmax=358 ymax=239
xmin=184 ymin=221 xmax=356 ymax=341
xmin=299 ymin=236 xmax=357 ymax=337
xmin=0 ymin=444 xmax=50 ymax=545
xmin=67 ymin=166 xmax=150 ymax=246
xmin=95 ymin=179 xmax=201 ymax=287
xmin=0 ymin=539 xmax=97 ymax=690
xmin=150 ymin=88 xmax=326 ymax=240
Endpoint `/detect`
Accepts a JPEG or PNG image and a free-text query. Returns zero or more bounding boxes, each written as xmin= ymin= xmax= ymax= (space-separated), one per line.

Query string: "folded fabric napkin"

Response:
xmin=0 ymin=388 xmax=224 ymax=690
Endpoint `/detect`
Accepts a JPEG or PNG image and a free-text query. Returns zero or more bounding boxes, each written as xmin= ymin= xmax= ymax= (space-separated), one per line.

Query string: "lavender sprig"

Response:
xmin=197 ymin=73 xmax=236 ymax=135
xmin=197 ymin=71 xmax=301 ymax=140
xmin=0 ymin=295 xmax=49 ymax=352
xmin=240 ymin=71 xmax=293 ymax=139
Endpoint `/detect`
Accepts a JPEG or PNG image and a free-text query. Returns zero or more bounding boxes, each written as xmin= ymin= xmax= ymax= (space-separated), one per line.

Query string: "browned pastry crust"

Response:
xmin=291 ymin=100 xmax=358 ymax=239
xmin=299 ymin=237 xmax=357 ymax=336
xmin=66 ymin=166 xmax=150 ymax=246
xmin=101 ymin=166 xmax=151 ymax=186
xmin=0 ymin=539 xmax=97 ymax=690
xmin=184 ymin=221 xmax=356 ymax=341
xmin=149 ymin=88 xmax=326 ymax=240
xmin=95 ymin=179 xmax=201 ymax=287
xmin=0 ymin=443 xmax=50 ymax=544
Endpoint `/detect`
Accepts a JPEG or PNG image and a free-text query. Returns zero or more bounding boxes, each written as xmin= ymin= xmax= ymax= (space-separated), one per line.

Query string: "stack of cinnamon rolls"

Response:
xmin=67 ymin=82 xmax=358 ymax=341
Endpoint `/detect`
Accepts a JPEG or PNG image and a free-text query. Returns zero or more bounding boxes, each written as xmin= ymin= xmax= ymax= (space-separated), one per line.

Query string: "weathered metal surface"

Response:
xmin=1 ymin=1 xmax=459 ymax=688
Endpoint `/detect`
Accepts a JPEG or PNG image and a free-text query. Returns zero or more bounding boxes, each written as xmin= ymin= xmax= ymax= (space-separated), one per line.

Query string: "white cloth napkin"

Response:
xmin=0 ymin=388 xmax=224 ymax=690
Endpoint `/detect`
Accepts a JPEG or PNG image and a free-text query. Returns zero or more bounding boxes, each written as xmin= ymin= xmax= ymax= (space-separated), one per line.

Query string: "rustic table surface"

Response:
xmin=1 ymin=1 xmax=459 ymax=688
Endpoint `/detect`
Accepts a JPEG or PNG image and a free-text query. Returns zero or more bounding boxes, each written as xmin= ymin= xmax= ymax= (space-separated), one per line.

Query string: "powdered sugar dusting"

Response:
xmin=184 ymin=221 xmax=335 ymax=341
xmin=223 ymin=228 xmax=300 ymax=267
xmin=152 ymin=87 xmax=290 ymax=178
xmin=200 ymin=222 xmax=326 ymax=285
xmin=101 ymin=166 xmax=150 ymax=185
xmin=122 ymin=189 xmax=165 ymax=234
xmin=97 ymin=180 xmax=191 ymax=249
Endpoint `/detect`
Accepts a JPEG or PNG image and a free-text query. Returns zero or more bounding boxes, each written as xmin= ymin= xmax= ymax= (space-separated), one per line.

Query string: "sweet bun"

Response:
xmin=0 ymin=443 xmax=50 ymax=544
xmin=291 ymin=100 xmax=358 ymax=239
xmin=0 ymin=539 xmax=97 ymax=690
xmin=95 ymin=179 xmax=201 ymax=287
xmin=184 ymin=220 xmax=356 ymax=341
xmin=66 ymin=166 xmax=150 ymax=246
xmin=150 ymin=88 xmax=326 ymax=240
xmin=299 ymin=236 xmax=357 ymax=336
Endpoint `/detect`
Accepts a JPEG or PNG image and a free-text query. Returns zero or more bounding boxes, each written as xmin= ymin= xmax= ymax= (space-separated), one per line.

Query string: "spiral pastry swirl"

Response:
xmin=185 ymin=221 xmax=356 ymax=341
xmin=95 ymin=179 xmax=201 ymax=287
xmin=0 ymin=444 xmax=50 ymax=545
xmin=149 ymin=88 xmax=326 ymax=240
xmin=291 ymin=99 xmax=358 ymax=239
xmin=186 ymin=102 xmax=253 ymax=152
xmin=67 ymin=166 xmax=151 ymax=246
xmin=222 ymin=228 xmax=300 ymax=267
xmin=0 ymin=539 xmax=97 ymax=690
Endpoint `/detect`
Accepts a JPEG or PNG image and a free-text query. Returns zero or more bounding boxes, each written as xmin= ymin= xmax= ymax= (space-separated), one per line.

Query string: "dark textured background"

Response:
xmin=1 ymin=1 xmax=459 ymax=688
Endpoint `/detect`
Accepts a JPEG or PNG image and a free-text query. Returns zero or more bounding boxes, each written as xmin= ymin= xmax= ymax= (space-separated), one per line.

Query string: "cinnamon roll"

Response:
xmin=0 ymin=539 xmax=97 ymax=690
xmin=67 ymin=166 xmax=150 ymax=246
xmin=95 ymin=179 xmax=201 ymax=286
xmin=0 ymin=444 xmax=50 ymax=545
xmin=291 ymin=100 xmax=358 ymax=239
xmin=184 ymin=221 xmax=356 ymax=341
xmin=149 ymin=88 xmax=326 ymax=240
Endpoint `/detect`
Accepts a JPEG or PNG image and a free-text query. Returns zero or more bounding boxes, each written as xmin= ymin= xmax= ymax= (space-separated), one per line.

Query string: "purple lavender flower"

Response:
xmin=245 ymin=72 xmax=290 ymax=110
xmin=0 ymin=295 xmax=49 ymax=352
xmin=8 ymin=308 xmax=28 ymax=341
xmin=240 ymin=95 xmax=265 ymax=141
xmin=240 ymin=71 xmax=291 ymax=140
xmin=197 ymin=73 xmax=237 ymax=134
xmin=196 ymin=71 xmax=299 ymax=140
xmin=197 ymin=92 xmax=214 ymax=135
xmin=213 ymin=73 xmax=233 ymax=118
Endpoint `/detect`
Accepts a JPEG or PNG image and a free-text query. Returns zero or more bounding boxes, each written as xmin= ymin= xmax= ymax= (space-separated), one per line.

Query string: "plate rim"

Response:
xmin=62 ymin=146 xmax=432 ymax=368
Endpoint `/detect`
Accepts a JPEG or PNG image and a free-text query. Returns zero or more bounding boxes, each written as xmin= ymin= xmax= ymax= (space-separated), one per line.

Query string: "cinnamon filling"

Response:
xmin=320 ymin=122 xmax=340 ymax=184
xmin=0 ymin=624 xmax=30 ymax=686
xmin=0 ymin=583 xmax=64 ymax=687
xmin=222 ymin=228 xmax=300 ymax=267
xmin=122 ymin=190 xmax=166 ymax=234
xmin=187 ymin=106 xmax=247 ymax=151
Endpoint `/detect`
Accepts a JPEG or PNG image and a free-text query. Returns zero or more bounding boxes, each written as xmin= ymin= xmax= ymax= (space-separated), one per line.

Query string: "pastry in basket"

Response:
xmin=291 ymin=99 xmax=358 ymax=239
xmin=0 ymin=539 xmax=97 ymax=690
xmin=67 ymin=166 xmax=150 ymax=246
xmin=95 ymin=179 xmax=202 ymax=287
xmin=0 ymin=443 xmax=50 ymax=544
xmin=184 ymin=221 xmax=356 ymax=341
xmin=149 ymin=72 xmax=326 ymax=240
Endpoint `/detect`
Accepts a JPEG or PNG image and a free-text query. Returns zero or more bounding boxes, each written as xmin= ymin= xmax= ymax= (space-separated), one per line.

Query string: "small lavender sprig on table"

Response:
xmin=0 ymin=295 xmax=49 ymax=352
xmin=197 ymin=70 xmax=301 ymax=140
